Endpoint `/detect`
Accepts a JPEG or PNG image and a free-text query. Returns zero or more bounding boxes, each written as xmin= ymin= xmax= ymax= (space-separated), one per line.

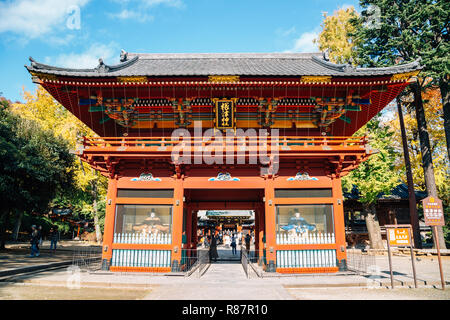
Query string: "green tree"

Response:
xmin=352 ymin=0 xmax=448 ymax=248
xmin=12 ymin=87 xmax=107 ymax=242
xmin=315 ymin=6 xmax=361 ymax=65
xmin=342 ymin=117 xmax=401 ymax=249
xmin=0 ymin=99 xmax=76 ymax=249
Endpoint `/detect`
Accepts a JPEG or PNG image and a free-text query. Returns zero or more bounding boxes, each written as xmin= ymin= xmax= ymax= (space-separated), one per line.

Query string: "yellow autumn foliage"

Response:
xmin=11 ymin=86 xmax=103 ymax=191
xmin=315 ymin=6 xmax=360 ymax=65
xmin=386 ymin=86 xmax=450 ymax=202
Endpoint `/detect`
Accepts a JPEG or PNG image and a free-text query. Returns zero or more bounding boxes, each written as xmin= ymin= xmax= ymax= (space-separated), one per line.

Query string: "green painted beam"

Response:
xmin=99 ymin=116 xmax=111 ymax=124
xmin=89 ymin=105 xmax=106 ymax=112
xmin=339 ymin=115 xmax=351 ymax=123
xmin=344 ymin=105 xmax=361 ymax=111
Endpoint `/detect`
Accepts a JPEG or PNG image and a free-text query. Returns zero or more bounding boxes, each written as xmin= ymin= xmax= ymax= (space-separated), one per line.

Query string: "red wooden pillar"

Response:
xmin=264 ymin=178 xmax=276 ymax=272
xmin=257 ymin=204 xmax=265 ymax=264
xmin=171 ymin=177 xmax=184 ymax=271
xmin=192 ymin=210 xmax=198 ymax=249
xmin=255 ymin=208 xmax=260 ymax=252
xmin=101 ymin=177 xmax=117 ymax=270
xmin=185 ymin=206 xmax=192 ymax=252
xmin=332 ymin=177 xmax=347 ymax=270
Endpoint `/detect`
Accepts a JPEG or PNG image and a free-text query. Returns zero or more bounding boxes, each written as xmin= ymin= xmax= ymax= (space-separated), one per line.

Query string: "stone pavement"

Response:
xmin=0 ymin=241 xmax=101 ymax=277
xmin=144 ymin=261 xmax=294 ymax=300
xmin=1 ymin=243 xmax=449 ymax=300
xmin=1 ymin=253 xmax=448 ymax=300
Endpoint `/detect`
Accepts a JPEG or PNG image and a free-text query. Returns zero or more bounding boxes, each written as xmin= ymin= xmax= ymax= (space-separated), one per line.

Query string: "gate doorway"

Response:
xmin=181 ymin=189 xmax=265 ymax=275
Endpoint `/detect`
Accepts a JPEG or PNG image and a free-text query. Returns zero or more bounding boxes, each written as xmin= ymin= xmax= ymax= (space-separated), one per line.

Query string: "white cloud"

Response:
xmin=141 ymin=0 xmax=183 ymax=8
xmin=107 ymin=0 xmax=183 ymax=22
xmin=109 ymin=9 xmax=154 ymax=23
xmin=276 ymin=26 xmax=297 ymax=37
xmin=48 ymin=42 xmax=120 ymax=69
xmin=285 ymin=30 xmax=320 ymax=53
xmin=0 ymin=0 xmax=89 ymax=39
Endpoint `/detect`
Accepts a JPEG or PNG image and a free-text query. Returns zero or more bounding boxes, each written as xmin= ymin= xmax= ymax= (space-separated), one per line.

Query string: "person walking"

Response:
xmin=37 ymin=225 xmax=43 ymax=251
xmin=245 ymin=233 xmax=251 ymax=254
xmin=29 ymin=225 xmax=40 ymax=257
xmin=49 ymin=227 xmax=59 ymax=254
xmin=209 ymin=234 xmax=219 ymax=262
xmin=231 ymin=234 xmax=237 ymax=255
xmin=224 ymin=233 xmax=230 ymax=248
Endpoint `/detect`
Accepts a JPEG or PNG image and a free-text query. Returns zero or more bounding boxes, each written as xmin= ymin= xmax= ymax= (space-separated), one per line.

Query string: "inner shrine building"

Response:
xmin=26 ymin=52 xmax=420 ymax=273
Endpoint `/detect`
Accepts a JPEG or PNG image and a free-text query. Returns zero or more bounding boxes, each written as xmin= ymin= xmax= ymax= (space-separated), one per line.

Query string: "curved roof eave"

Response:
xmin=25 ymin=52 xmax=422 ymax=78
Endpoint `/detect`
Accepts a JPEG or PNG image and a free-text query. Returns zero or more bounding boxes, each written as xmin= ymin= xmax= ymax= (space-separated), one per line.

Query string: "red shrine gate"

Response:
xmin=26 ymin=52 xmax=420 ymax=274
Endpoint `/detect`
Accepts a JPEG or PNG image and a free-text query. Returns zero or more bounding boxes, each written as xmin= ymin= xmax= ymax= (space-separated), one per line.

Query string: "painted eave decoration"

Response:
xmin=209 ymin=172 xmax=240 ymax=181
xmin=287 ymin=172 xmax=318 ymax=181
xmin=131 ymin=173 xmax=161 ymax=181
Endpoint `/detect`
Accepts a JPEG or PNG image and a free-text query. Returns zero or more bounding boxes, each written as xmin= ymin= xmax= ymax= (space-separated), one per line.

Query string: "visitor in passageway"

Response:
xmin=29 ymin=225 xmax=40 ymax=257
xmin=49 ymin=226 xmax=59 ymax=254
xmin=209 ymin=234 xmax=219 ymax=262
xmin=224 ymin=234 xmax=231 ymax=248
xmin=231 ymin=235 xmax=237 ymax=255
xmin=245 ymin=233 xmax=251 ymax=254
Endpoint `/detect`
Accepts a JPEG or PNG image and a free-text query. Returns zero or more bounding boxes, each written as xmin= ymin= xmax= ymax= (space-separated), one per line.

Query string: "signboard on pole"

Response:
xmin=388 ymin=228 xmax=411 ymax=247
xmin=422 ymin=195 xmax=446 ymax=290
xmin=422 ymin=196 xmax=444 ymax=226
xmin=385 ymin=224 xmax=417 ymax=289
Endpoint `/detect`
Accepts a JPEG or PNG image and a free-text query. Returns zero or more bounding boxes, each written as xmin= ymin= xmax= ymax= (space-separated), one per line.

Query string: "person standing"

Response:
xmin=49 ymin=227 xmax=59 ymax=254
xmin=224 ymin=233 xmax=230 ymax=248
xmin=37 ymin=225 xmax=43 ymax=250
xmin=209 ymin=234 xmax=219 ymax=262
xmin=29 ymin=225 xmax=40 ymax=257
xmin=231 ymin=234 xmax=237 ymax=255
xmin=245 ymin=233 xmax=251 ymax=254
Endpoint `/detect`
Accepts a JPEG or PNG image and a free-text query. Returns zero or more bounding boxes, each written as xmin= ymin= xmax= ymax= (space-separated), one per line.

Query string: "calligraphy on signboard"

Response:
xmin=214 ymin=99 xmax=235 ymax=129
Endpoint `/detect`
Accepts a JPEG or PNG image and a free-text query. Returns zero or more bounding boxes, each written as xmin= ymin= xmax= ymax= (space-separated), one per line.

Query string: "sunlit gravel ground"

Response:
xmin=0 ymin=283 xmax=151 ymax=300
xmin=287 ymin=287 xmax=450 ymax=300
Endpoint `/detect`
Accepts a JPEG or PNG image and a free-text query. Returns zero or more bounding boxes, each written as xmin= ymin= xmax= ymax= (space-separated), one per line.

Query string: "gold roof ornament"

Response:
xmin=390 ymin=70 xmax=420 ymax=82
xmin=300 ymin=76 xmax=332 ymax=83
xmin=208 ymin=75 xmax=240 ymax=83
xmin=29 ymin=71 xmax=57 ymax=81
xmin=117 ymin=76 xmax=148 ymax=83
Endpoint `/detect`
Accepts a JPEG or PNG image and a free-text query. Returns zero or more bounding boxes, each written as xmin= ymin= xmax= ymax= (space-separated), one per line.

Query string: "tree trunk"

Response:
xmin=439 ymin=78 xmax=450 ymax=163
xmin=0 ymin=211 xmax=11 ymax=250
xmin=364 ymin=204 xmax=384 ymax=249
xmin=12 ymin=211 xmax=24 ymax=241
xmin=411 ymin=82 xmax=447 ymax=249
xmin=91 ymin=181 xmax=102 ymax=244
xmin=396 ymin=97 xmax=422 ymax=248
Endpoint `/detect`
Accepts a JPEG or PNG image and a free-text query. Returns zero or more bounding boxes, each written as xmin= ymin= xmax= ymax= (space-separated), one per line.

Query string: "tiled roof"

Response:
xmin=25 ymin=51 xmax=421 ymax=78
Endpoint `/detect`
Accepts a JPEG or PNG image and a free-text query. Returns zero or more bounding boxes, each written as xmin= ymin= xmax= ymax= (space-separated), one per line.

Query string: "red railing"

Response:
xmin=81 ymin=136 xmax=367 ymax=150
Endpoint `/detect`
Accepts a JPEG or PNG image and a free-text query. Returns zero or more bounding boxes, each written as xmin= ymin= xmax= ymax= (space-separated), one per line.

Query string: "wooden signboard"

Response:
xmin=422 ymin=196 xmax=445 ymax=226
xmin=385 ymin=225 xmax=417 ymax=288
xmin=421 ymin=195 xmax=446 ymax=289
xmin=387 ymin=228 xmax=411 ymax=247
xmin=214 ymin=99 xmax=235 ymax=130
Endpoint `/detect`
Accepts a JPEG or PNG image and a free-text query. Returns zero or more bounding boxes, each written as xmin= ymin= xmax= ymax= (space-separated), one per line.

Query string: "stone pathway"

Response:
xmin=143 ymin=261 xmax=293 ymax=300
xmin=1 ymin=244 xmax=449 ymax=300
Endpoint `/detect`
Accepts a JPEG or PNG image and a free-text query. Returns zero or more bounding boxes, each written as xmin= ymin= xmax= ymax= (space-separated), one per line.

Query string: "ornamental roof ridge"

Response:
xmin=25 ymin=55 xmax=139 ymax=74
xmin=356 ymin=59 xmax=422 ymax=72
xmin=25 ymin=51 xmax=422 ymax=78
xmin=127 ymin=52 xmax=323 ymax=60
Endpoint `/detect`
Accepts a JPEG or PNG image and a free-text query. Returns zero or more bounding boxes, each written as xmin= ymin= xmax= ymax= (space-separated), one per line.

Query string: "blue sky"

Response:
xmin=0 ymin=0 xmax=360 ymax=102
